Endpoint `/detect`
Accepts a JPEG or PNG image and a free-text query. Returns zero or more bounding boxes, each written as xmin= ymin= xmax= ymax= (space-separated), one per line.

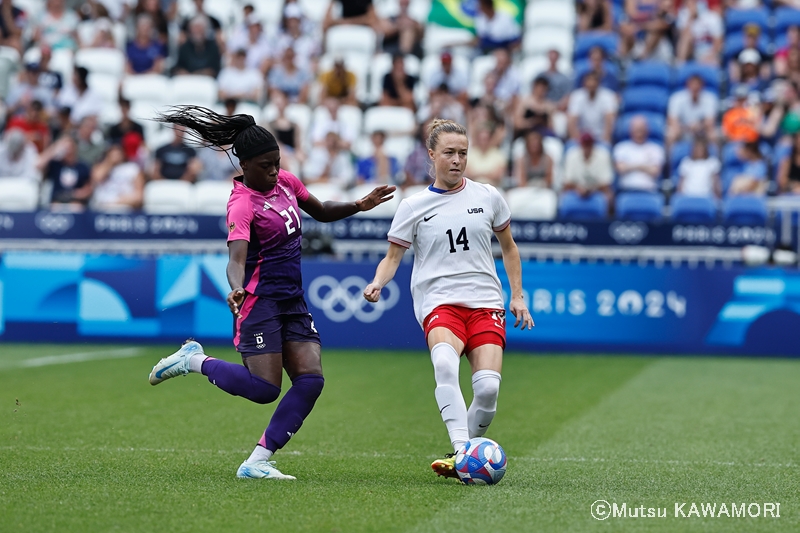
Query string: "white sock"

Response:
xmin=188 ymin=354 xmax=207 ymax=373
xmin=430 ymin=342 xmax=468 ymax=452
xmin=468 ymin=370 xmax=501 ymax=438
xmin=246 ymin=445 xmax=273 ymax=463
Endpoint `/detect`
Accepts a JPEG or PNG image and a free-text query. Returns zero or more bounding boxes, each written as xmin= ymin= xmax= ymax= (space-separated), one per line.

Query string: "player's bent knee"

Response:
xmin=250 ymin=375 xmax=282 ymax=404
xmin=472 ymin=370 xmax=501 ymax=407
xmin=292 ymin=373 xmax=325 ymax=400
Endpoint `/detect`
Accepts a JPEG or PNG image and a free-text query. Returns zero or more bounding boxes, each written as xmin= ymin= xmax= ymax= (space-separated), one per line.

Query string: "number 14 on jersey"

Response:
xmin=446 ymin=227 xmax=470 ymax=253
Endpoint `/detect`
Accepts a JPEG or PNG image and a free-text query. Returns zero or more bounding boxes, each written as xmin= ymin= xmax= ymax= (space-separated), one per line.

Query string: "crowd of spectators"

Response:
xmin=1 ymin=0 xmax=800 ymax=220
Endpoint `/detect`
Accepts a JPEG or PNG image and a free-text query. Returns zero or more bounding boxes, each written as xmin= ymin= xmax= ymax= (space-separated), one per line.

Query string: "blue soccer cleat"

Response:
xmin=148 ymin=340 xmax=204 ymax=385
xmin=236 ymin=460 xmax=296 ymax=480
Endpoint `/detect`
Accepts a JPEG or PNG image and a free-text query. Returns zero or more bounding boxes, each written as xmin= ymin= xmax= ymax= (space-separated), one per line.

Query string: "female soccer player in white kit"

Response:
xmin=363 ymin=119 xmax=534 ymax=479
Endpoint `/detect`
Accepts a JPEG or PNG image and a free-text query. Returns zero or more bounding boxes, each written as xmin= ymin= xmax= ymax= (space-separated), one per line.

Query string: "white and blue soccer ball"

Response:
xmin=455 ymin=437 xmax=507 ymax=485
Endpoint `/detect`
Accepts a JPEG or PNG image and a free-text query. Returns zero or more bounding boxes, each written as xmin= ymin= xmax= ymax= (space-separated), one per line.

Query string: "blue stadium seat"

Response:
xmin=627 ymin=61 xmax=672 ymax=89
xmin=615 ymin=192 xmax=665 ymax=222
xmin=670 ymin=194 xmax=718 ymax=224
xmin=670 ymin=141 xmax=692 ymax=177
xmin=723 ymin=196 xmax=768 ymax=225
xmin=673 ymin=63 xmax=720 ymax=93
xmin=558 ymin=191 xmax=608 ymax=220
xmin=614 ymin=113 xmax=666 ymax=143
xmin=774 ymin=8 xmax=800 ymax=36
xmin=573 ymin=59 xmax=620 ymax=91
xmin=723 ymin=32 xmax=770 ymax=63
xmin=722 ymin=142 xmax=773 ymax=168
xmin=622 ymin=86 xmax=669 ymax=114
xmin=573 ymin=32 xmax=619 ymax=61
xmin=725 ymin=8 xmax=770 ymax=34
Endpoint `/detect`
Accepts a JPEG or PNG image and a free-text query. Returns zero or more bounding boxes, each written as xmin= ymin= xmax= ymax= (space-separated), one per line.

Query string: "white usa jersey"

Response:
xmin=387 ymin=178 xmax=512 ymax=326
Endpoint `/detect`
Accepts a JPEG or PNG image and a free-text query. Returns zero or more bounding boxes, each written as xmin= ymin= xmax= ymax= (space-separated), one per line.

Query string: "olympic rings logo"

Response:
xmin=307 ymin=275 xmax=400 ymax=323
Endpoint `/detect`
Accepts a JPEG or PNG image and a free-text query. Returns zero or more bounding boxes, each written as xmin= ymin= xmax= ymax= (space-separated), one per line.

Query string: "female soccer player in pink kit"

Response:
xmin=148 ymin=106 xmax=394 ymax=480
xmin=364 ymin=119 xmax=534 ymax=479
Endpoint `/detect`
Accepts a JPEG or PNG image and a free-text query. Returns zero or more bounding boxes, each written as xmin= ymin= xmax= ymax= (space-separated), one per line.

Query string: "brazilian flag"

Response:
xmin=428 ymin=0 xmax=525 ymax=32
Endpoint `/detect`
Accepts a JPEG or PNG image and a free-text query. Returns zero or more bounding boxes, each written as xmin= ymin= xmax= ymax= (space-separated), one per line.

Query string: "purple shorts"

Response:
xmin=234 ymin=295 xmax=320 ymax=355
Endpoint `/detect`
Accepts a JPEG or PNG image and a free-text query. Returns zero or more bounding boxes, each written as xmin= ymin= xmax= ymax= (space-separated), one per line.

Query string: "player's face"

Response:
xmin=241 ymin=149 xmax=281 ymax=192
xmin=430 ymin=133 xmax=468 ymax=187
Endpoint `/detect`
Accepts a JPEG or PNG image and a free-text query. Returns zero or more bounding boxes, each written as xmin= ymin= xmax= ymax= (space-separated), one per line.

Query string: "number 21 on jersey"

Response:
xmin=446 ymin=227 xmax=469 ymax=253
xmin=280 ymin=206 xmax=301 ymax=234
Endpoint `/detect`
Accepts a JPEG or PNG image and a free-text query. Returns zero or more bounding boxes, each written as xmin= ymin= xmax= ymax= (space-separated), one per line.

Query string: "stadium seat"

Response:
xmin=506 ymin=187 xmax=558 ymax=220
xmin=573 ymin=32 xmax=618 ymax=61
xmin=420 ymin=52 xmax=471 ymax=90
xmin=722 ymin=196 xmax=768 ymax=226
xmin=621 ymin=86 xmax=669 ymax=114
xmin=170 ymin=75 xmax=218 ymax=106
xmin=122 ymin=74 xmax=170 ymax=104
xmin=325 ymin=25 xmax=377 ymax=57
xmin=75 ymin=47 xmax=125 ymax=77
xmin=558 ymin=191 xmax=608 ymax=220
xmin=194 ymin=180 xmax=233 ymax=215
xmin=573 ymin=59 xmax=619 ymax=90
xmin=298 ymin=0 xmax=330 ymax=22
xmin=364 ymin=106 xmax=416 ymax=135
xmin=614 ymin=113 xmax=666 ymax=143
xmin=304 ymin=182 xmax=347 ymax=202
xmin=0 ymin=46 xmax=19 ymax=99
xmin=423 ymin=24 xmax=475 ymax=56
xmin=774 ymin=8 xmax=800 ymax=37
xmin=725 ymin=7 xmax=770 ymax=34
xmin=349 ymin=183 xmax=402 ymax=218
xmin=525 ymin=0 xmax=576 ymax=30
xmin=384 ymin=135 xmax=416 ymax=166
xmin=143 ymin=180 xmax=195 ymax=214
xmin=367 ymin=53 xmax=421 ymax=105
xmin=523 ymin=27 xmax=573 ymax=58
xmin=100 ymin=101 xmax=122 ymax=127
xmin=626 ymin=61 xmax=672 ymax=89
xmin=673 ymin=62 xmax=720 ymax=93
xmin=0 ymin=178 xmax=39 ymax=212
xmin=670 ymin=194 xmax=718 ymax=224
xmin=518 ymin=55 xmax=573 ymax=95
xmin=87 ymin=72 xmax=120 ymax=104
xmin=249 ymin=0 xmax=283 ymax=29
xmin=723 ymin=32 xmax=769 ymax=63
xmin=615 ymin=192 xmax=665 ymax=222
xmin=467 ymin=54 xmax=497 ymax=100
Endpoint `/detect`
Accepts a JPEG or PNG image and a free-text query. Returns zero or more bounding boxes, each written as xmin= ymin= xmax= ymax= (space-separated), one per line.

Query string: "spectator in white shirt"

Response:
xmin=563 ymin=132 xmax=614 ymax=206
xmin=567 ymin=72 xmax=618 ymax=144
xmin=426 ymin=51 xmax=469 ymax=105
xmin=0 ymin=129 xmax=40 ymax=180
xmin=218 ymin=49 xmax=264 ymax=103
xmin=91 ymin=144 xmax=145 ymax=211
xmin=274 ymin=3 xmax=319 ymax=71
xmin=227 ymin=14 xmax=273 ymax=75
xmin=614 ymin=115 xmax=666 ymax=192
xmin=474 ymin=0 xmax=521 ymax=53
xmin=57 ymin=66 xmax=103 ymax=125
xmin=676 ymin=136 xmax=721 ymax=197
xmin=667 ymin=74 xmax=719 ymax=145
xmin=303 ymin=131 xmax=355 ymax=187
xmin=675 ymin=0 xmax=723 ymax=65
xmin=490 ymin=47 xmax=520 ymax=114
xmin=310 ymin=97 xmax=358 ymax=149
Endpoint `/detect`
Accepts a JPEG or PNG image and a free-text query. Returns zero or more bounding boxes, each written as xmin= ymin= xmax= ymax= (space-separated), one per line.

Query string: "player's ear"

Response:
xmin=240 ymin=159 xmax=249 ymax=172
xmin=428 ymin=148 xmax=435 ymax=160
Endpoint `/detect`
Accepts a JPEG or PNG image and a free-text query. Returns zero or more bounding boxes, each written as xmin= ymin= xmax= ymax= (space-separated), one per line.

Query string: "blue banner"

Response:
xmin=0 ymin=211 xmax=777 ymax=247
xmin=1 ymin=252 xmax=798 ymax=356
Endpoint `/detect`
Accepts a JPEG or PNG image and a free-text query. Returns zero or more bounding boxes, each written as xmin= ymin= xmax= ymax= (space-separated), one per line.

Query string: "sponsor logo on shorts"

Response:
xmin=254 ymin=333 xmax=265 ymax=349
xmin=491 ymin=310 xmax=505 ymax=328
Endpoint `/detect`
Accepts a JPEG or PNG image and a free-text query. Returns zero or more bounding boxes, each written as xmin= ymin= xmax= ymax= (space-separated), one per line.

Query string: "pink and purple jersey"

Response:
xmin=226 ymin=169 xmax=310 ymax=300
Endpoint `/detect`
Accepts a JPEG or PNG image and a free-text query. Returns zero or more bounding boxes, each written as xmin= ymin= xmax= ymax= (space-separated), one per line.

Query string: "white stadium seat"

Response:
xmin=194 ymin=180 xmax=233 ymax=215
xmin=419 ymin=52 xmax=470 ymax=91
xmin=349 ymin=183 xmax=402 ymax=218
xmin=518 ymin=55 xmax=573 ymax=95
xmin=364 ymin=106 xmax=416 ymax=135
xmin=143 ymin=180 xmax=195 ymax=214
xmin=88 ymin=72 xmax=120 ymax=104
xmin=298 ymin=0 xmax=331 ymax=22
xmin=325 ymin=25 xmax=377 ymax=57
xmin=75 ymin=48 xmax=125 ymax=77
xmin=0 ymin=178 xmax=40 ymax=212
xmin=525 ymin=0 xmax=577 ymax=30
xmin=170 ymin=75 xmax=218 ymax=106
xmin=384 ymin=135 xmax=416 ymax=166
xmin=423 ymin=24 xmax=474 ymax=56
xmin=522 ymin=27 xmax=574 ymax=59
xmin=122 ymin=74 xmax=170 ymax=104
xmin=467 ymin=54 xmax=497 ymax=100
xmin=506 ymin=187 xmax=558 ymax=220
xmin=304 ymin=182 xmax=347 ymax=202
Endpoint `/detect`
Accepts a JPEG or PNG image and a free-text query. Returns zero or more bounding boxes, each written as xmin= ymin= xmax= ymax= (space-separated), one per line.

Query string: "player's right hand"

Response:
xmin=363 ymin=283 xmax=382 ymax=303
xmin=227 ymin=288 xmax=245 ymax=318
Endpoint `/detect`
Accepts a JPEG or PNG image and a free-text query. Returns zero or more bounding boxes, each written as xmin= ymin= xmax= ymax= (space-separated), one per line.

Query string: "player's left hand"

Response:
xmin=509 ymin=296 xmax=534 ymax=330
xmin=356 ymin=185 xmax=396 ymax=211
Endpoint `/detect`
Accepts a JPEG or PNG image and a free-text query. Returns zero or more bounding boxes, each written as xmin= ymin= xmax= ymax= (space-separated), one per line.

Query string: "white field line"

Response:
xmin=1 ymin=348 xmax=144 ymax=369
xmin=0 ymin=445 xmax=795 ymax=469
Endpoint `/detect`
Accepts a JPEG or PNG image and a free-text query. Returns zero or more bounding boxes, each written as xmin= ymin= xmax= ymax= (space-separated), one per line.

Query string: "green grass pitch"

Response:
xmin=1 ymin=344 xmax=799 ymax=532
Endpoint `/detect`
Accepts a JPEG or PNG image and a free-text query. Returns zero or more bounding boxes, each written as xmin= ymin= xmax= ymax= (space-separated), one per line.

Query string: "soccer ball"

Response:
xmin=455 ymin=437 xmax=507 ymax=485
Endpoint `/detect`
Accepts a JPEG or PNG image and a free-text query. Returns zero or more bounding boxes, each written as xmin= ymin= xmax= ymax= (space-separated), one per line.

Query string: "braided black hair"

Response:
xmin=155 ymin=105 xmax=278 ymax=162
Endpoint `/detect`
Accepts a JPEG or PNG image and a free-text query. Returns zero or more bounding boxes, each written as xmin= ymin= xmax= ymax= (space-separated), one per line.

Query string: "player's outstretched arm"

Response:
xmin=495 ymin=226 xmax=534 ymax=330
xmin=298 ymin=185 xmax=396 ymax=222
xmin=363 ymin=243 xmax=406 ymax=302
